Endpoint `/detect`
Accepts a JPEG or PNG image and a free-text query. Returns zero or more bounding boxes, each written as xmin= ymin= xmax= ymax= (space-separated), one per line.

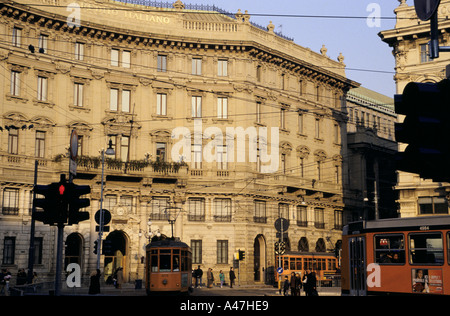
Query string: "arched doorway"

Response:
xmin=103 ymin=230 xmax=128 ymax=283
xmin=64 ymin=233 xmax=83 ymax=270
xmin=253 ymin=235 xmax=266 ymax=283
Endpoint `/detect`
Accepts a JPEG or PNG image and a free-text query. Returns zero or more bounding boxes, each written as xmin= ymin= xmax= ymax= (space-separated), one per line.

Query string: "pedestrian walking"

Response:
xmin=290 ymin=272 xmax=296 ymax=296
xmin=88 ymin=269 xmax=101 ymax=294
xmin=207 ymin=268 xmax=214 ymax=288
xmin=295 ymin=272 xmax=302 ymax=296
xmin=229 ymin=267 xmax=236 ymax=288
xmin=219 ymin=270 xmax=225 ymax=288
xmin=195 ymin=265 xmax=203 ymax=288
xmin=283 ymin=275 xmax=290 ymax=296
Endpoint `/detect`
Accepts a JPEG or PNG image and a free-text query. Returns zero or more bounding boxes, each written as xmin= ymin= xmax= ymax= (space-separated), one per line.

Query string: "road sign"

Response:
xmin=277 ymin=267 xmax=283 ymax=274
xmin=95 ymin=209 xmax=111 ymax=226
xmin=414 ymin=0 xmax=441 ymax=21
xmin=274 ymin=218 xmax=289 ymax=232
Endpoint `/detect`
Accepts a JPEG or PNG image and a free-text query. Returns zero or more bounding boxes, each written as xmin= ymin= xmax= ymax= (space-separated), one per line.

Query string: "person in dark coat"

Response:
xmin=283 ymin=275 xmax=290 ymax=296
xmin=88 ymin=269 xmax=101 ymax=294
xmin=306 ymin=271 xmax=317 ymax=296
xmin=290 ymin=272 xmax=297 ymax=296
xmin=229 ymin=267 xmax=236 ymax=288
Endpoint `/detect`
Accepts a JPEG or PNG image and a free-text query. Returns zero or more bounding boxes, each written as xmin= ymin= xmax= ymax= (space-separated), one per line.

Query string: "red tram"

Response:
xmin=342 ymin=215 xmax=450 ymax=295
xmin=145 ymin=239 xmax=192 ymax=295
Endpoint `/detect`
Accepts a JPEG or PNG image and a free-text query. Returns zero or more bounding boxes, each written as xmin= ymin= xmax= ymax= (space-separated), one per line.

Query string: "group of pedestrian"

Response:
xmin=283 ymin=270 xmax=318 ymax=296
xmin=0 ymin=268 xmax=40 ymax=296
xmin=193 ymin=265 xmax=236 ymax=288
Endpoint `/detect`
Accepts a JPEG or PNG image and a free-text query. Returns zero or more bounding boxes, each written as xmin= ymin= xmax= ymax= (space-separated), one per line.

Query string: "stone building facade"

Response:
xmin=379 ymin=0 xmax=450 ymax=218
xmin=0 ymin=0 xmax=358 ymax=286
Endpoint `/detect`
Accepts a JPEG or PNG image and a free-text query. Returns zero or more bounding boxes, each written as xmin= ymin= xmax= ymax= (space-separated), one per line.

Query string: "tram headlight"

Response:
xmin=162 ymin=279 xmax=168 ymax=285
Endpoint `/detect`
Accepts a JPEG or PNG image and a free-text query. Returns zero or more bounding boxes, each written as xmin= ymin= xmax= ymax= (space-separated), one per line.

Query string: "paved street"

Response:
xmin=12 ymin=281 xmax=340 ymax=296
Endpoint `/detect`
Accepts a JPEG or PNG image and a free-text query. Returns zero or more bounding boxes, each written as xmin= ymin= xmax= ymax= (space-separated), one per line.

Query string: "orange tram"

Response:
xmin=275 ymin=252 xmax=339 ymax=284
xmin=342 ymin=215 xmax=450 ymax=296
xmin=145 ymin=239 xmax=192 ymax=295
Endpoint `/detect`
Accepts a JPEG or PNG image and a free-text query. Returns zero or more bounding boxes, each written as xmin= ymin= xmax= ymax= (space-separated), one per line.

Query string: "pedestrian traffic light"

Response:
xmin=67 ymin=183 xmax=91 ymax=225
xmin=394 ymin=79 xmax=450 ymax=182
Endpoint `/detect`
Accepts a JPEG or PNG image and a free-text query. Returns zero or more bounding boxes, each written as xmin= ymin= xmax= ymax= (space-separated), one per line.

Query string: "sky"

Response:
xmin=180 ymin=0 xmax=400 ymax=98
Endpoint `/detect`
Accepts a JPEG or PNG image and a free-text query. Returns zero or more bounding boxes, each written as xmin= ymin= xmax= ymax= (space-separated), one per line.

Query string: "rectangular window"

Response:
xmin=188 ymin=198 xmax=205 ymax=221
xmin=314 ymin=208 xmax=325 ymax=229
xmin=34 ymin=237 xmax=43 ymax=265
xmin=375 ymin=234 xmax=405 ymax=264
xmin=420 ymin=44 xmax=432 ymax=63
xmin=104 ymin=194 xmax=117 ymax=211
xmin=37 ymin=76 xmax=48 ymax=101
xmin=156 ymin=142 xmax=166 ymax=162
xmin=111 ymin=48 xmax=119 ymax=66
xmin=120 ymin=136 xmax=129 ymax=162
xmin=3 ymin=188 xmax=19 ymax=215
xmin=191 ymin=240 xmax=202 ymax=264
xmin=122 ymin=89 xmax=130 ymax=112
xmin=10 ymin=71 xmax=20 ymax=96
xmin=110 ymin=88 xmax=118 ymax=111
xmin=296 ymin=205 xmax=307 ymax=227
xmin=77 ymin=135 xmax=84 ymax=157
xmin=409 ymin=233 xmax=443 ymax=265
xmin=192 ymin=144 xmax=202 ymax=169
xmin=315 ymin=118 xmax=321 ymax=139
xmin=192 ymin=96 xmax=202 ymax=118
xmin=75 ymin=42 xmax=84 ymax=60
xmin=217 ymin=145 xmax=227 ymax=170
xmin=217 ymin=240 xmax=228 ymax=264
xmin=192 ymin=58 xmax=202 ymax=75
xmin=8 ymin=129 xmax=18 ymax=155
xmin=150 ymin=197 xmax=169 ymax=220
xmin=156 ymin=93 xmax=167 ymax=116
xmin=214 ymin=198 xmax=231 ymax=222
xmin=218 ymin=59 xmax=228 ymax=76
xmin=278 ymin=203 xmax=289 ymax=219
xmin=35 ymin=131 xmax=45 ymax=158
xmin=157 ymin=55 xmax=167 ymax=72
xmin=74 ymin=83 xmax=84 ymax=107
xmin=217 ymin=97 xmax=228 ymax=119
xmin=12 ymin=27 xmax=21 ymax=47
xmin=418 ymin=197 xmax=448 ymax=215
xmin=122 ymin=51 xmax=131 ymax=68
xmin=2 ymin=237 xmax=15 ymax=265
xmin=254 ymin=200 xmax=266 ymax=223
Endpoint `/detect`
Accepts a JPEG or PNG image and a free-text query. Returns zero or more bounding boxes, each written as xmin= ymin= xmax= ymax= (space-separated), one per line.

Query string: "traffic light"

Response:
xmin=394 ymin=80 xmax=450 ymax=182
xmin=33 ymin=184 xmax=54 ymax=224
xmin=67 ymin=183 xmax=91 ymax=225
xmin=238 ymin=250 xmax=246 ymax=261
xmin=33 ymin=181 xmax=69 ymax=225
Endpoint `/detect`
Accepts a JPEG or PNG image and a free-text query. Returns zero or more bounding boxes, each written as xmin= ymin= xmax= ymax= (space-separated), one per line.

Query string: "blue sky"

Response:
xmin=184 ymin=0 xmax=400 ymax=98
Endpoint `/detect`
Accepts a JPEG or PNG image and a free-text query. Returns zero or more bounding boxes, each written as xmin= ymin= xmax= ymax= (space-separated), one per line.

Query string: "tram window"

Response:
xmin=173 ymin=254 xmax=180 ymax=271
xmin=151 ymin=254 xmax=158 ymax=272
xmin=296 ymin=259 xmax=302 ymax=271
xmin=160 ymin=249 xmax=171 ymax=272
xmin=448 ymin=233 xmax=450 ymax=265
xmin=409 ymin=233 xmax=444 ymax=265
xmin=290 ymin=258 xmax=295 ymax=270
xmin=283 ymin=258 xmax=289 ymax=271
xmin=375 ymin=234 xmax=405 ymax=264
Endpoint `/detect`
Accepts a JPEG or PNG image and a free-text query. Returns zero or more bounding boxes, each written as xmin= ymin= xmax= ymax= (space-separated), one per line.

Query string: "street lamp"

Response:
xmin=164 ymin=206 xmax=182 ymax=239
xmin=97 ymin=139 xmax=115 ymax=269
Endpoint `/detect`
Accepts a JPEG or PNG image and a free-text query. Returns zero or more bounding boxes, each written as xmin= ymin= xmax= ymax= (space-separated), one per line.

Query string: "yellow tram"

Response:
xmin=145 ymin=239 xmax=192 ymax=295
